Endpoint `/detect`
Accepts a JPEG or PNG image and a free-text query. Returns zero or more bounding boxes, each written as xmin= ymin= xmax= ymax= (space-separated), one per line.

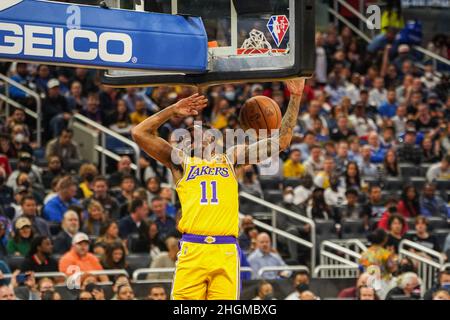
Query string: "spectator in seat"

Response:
xmin=14 ymin=195 xmax=50 ymax=237
xmin=130 ymin=98 xmax=149 ymax=125
xmin=0 ymin=284 xmax=17 ymax=300
xmin=426 ymin=155 xmax=450 ymax=182
xmin=359 ymin=229 xmax=396 ymax=281
xmin=385 ymin=214 xmax=407 ymax=254
xmin=7 ymin=152 xmax=43 ymax=192
xmin=423 ymin=268 xmax=450 ymax=300
xmin=342 ymin=161 xmax=361 ymax=191
xmin=386 ymin=272 xmax=421 ymax=300
xmin=113 ymin=174 xmax=135 ymax=212
xmin=293 ymin=174 xmax=314 ymax=206
xmin=421 ymin=136 xmax=441 ymax=164
xmin=338 ymin=272 xmax=370 ymax=299
xmin=238 ymin=215 xmax=258 ymax=253
xmin=34 ymin=65 xmax=51 ymax=93
xmin=7 ymin=217 xmax=34 ymax=256
xmin=330 ymin=116 xmax=356 ymax=142
xmin=42 ymin=79 xmax=72 ymax=139
xmin=369 ymin=77 xmax=387 ymax=108
xmin=252 ymin=280 xmax=276 ymax=300
xmin=84 ymin=176 xmax=120 ymax=221
xmin=338 ymin=189 xmax=363 ymax=222
xmin=285 ymin=271 xmax=310 ymax=300
xmin=9 ymin=63 xmax=33 ymax=105
xmin=82 ymin=200 xmax=106 ymax=237
xmin=283 ymin=149 xmax=306 ymax=178
xmin=0 ymin=167 xmax=13 ymax=215
xmin=42 ymin=155 xmax=65 ymax=190
xmin=405 ymin=216 xmax=441 ymax=252
xmin=43 ymin=176 xmax=79 ymax=223
xmin=420 ymin=183 xmax=448 ymax=218
xmin=0 ymin=259 xmax=11 ymax=286
xmin=307 ymin=188 xmax=332 ymax=220
xmin=58 ymin=232 xmax=108 ymax=282
xmin=379 ymin=89 xmax=398 ymax=119
xmin=367 ymin=132 xmax=387 ymax=164
xmin=77 ymin=163 xmax=98 ymax=199
xmin=382 ymin=149 xmax=399 ymax=177
xmin=248 ymin=232 xmax=288 ymax=280
xmin=304 ymin=144 xmax=324 ymax=177
xmin=397 ymin=185 xmax=420 ymax=218
xmin=239 ymin=166 xmax=263 ymax=198
xmin=45 ymin=128 xmax=82 ymax=169
xmin=359 ymin=146 xmax=378 ymax=179
xmin=118 ymin=199 xmax=149 ymax=240
xmin=433 ymin=289 xmax=450 ymax=300
xmin=108 ymin=156 xmax=134 ymax=188
xmin=324 ymin=174 xmax=347 ymax=207
xmin=146 ymin=237 xmax=179 ymax=280
xmin=116 ymin=284 xmax=135 ymax=300
xmin=357 ymin=285 xmax=378 ymax=300
xmin=314 ymin=156 xmax=335 ymax=189
xmin=362 ymin=185 xmax=385 ymax=220
xmin=145 ymin=177 xmax=161 ymax=205
xmin=101 ymin=241 xmax=129 ymax=274
xmin=151 ymin=197 xmax=177 ymax=242
xmin=108 ymin=99 xmax=132 ymax=135
xmin=77 ymin=290 xmax=94 ymax=300
xmin=20 ymin=236 xmax=58 ymax=273
xmin=95 ymin=220 xmax=123 ymax=255
xmin=81 ymin=92 xmax=106 ymax=125
xmin=53 ymin=210 xmax=80 ymax=254
xmin=147 ymin=285 xmax=168 ymax=300
xmin=378 ymin=198 xmax=409 ymax=235
xmin=66 ymin=81 xmax=86 ymax=112
xmin=159 ymin=185 xmax=177 ymax=218
xmin=397 ymin=129 xmax=422 ymax=165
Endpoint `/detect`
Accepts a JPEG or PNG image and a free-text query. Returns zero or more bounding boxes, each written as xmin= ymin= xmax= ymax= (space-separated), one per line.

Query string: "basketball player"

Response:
xmin=131 ymin=78 xmax=305 ymax=300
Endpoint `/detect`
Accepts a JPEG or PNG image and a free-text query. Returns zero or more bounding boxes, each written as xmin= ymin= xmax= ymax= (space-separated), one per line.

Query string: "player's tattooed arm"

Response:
xmin=131 ymin=93 xmax=208 ymax=169
xmin=227 ymin=78 xmax=305 ymax=165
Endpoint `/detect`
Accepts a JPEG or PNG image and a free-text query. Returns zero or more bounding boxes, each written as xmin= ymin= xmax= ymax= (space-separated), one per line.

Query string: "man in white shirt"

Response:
xmin=369 ymin=77 xmax=387 ymax=108
xmin=426 ymin=155 xmax=450 ymax=182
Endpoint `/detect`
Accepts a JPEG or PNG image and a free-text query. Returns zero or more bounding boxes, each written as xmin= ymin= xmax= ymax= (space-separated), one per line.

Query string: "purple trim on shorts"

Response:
xmin=181 ymin=233 xmax=237 ymax=244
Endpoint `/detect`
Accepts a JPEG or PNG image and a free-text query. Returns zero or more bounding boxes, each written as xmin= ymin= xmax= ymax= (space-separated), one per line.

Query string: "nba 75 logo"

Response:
xmin=267 ymin=15 xmax=290 ymax=47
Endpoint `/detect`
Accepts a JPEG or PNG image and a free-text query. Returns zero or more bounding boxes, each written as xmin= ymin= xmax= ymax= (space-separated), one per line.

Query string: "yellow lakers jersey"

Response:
xmin=175 ymin=154 xmax=239 ymax=238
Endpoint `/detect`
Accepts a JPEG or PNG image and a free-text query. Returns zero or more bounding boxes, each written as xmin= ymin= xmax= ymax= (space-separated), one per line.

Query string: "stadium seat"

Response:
xmin=432 ymin=229 xmax=450 ymax=250
xmin=435 ymin=180 xmax=450 ymax=192
xmin=341 ymin=219 xmax=366 ymax=239
xmin=315 ymin=220 xmax=337 ymax=240
xmin=264 ymin=189 xmax=283 ymax=204
xmin=426 ymin=217 xmax=449 ymax=231
xmin=127 ymin=253 xmax=151 ymax=274
xmin=384 ymin=177 xmax=404 ymax=191
xmin=259 ymin=176 xmax=282 ymax=190
xmin=410 ymin=177 xmax=426 ymax=190
xmin=49 ymin=222 xmax=62 ymax=236
xmin=6 ymin=255 xmax=25 ymax=271
xmin=399 ymin=163 xmax=418 ymax=178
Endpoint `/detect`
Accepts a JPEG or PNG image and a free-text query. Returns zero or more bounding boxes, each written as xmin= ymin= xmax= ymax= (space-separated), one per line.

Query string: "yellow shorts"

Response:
xmin=171 ymin=241 xmax=240 ymax=300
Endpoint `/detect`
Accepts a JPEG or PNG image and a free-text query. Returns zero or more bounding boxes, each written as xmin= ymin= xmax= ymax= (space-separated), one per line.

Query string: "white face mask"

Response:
xmin=284 ymin=194 xmax=294 ymax=204
xmin=14 ymin=133 xmax=25 ymax=143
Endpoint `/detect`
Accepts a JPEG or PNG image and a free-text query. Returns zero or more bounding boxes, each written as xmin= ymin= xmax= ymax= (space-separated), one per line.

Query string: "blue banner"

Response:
xmin=0 ymin=0 xmax=208 ymax=72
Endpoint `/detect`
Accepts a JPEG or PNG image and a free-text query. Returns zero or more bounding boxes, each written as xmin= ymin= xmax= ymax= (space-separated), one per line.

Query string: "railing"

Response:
xmin=257 ymin=265 xmax=309 ymax=279
xmin=0 ymin=73 xmax=42 ymax=147
xmin=330 ymin=0 xmax=450 ymax=69
xmin=313 ymin=265 xmax=360 ymax=278
xmin=239 ymin=191 xmax=316 ymax=270
xmin=70 ymin=113 xmax=140 ymax=179
xmin=88 ymin=269 xmax=129 ymax=278
xmin=331 ymin=239 xmax=368 ymax=255
xmin=398 ymin=239 xmax=445 ymax=291
xmin=317 ymin=240 xmax=362 ymax=279
xmin=132 ymin=267 xmax=254 ymax=282
xmin=1 ymin=272 xmax=67 ymax=280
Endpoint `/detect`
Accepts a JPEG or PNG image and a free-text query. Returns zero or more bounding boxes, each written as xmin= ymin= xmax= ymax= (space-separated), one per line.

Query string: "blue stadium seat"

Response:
xmin=127 ymin=254 xmax=151 ymax=275
xmin=6 ymin=255 xmax=25 ymax=271
xmin=432 ymin=229 xmax=450 ymax=250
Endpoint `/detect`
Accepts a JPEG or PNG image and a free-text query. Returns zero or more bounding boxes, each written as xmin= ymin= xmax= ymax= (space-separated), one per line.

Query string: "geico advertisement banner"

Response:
xmin=0 ymin=0 xmax=208 ymax=72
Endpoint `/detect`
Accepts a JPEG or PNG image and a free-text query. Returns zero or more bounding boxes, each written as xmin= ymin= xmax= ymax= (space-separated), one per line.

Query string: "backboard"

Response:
xmin=102 ymin=0 xmax=315 ymax=87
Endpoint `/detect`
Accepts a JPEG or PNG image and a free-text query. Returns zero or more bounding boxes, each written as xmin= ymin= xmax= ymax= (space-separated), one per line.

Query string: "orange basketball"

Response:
xmin=239 ymin=95 xmax=282 ymax=135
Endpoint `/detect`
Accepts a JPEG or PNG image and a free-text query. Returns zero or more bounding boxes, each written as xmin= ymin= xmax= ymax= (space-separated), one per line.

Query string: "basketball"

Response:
xmin=239 ymin=95 xmax=282 ymax=135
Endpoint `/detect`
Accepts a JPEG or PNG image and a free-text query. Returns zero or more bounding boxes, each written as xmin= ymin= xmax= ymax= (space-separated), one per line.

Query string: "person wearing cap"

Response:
xmin=7 ymin=217 xmax=34 ymax=256
xmin=58 ymin=232 xmax=108 ymax=282
xmin=6 ymin=151 xmax=43 ymax=193
xmin=397 ymin=128 xmax=422 ymax=165
xmin=42 ymin=78 xmax=71 ymax=140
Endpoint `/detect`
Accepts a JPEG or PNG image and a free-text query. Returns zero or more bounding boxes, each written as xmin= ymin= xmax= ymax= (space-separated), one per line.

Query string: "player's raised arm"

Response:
xmin=228 ymin=78 xmax=305 ymax=165
xmin=131 ymin=93 xmax=208 ymax=169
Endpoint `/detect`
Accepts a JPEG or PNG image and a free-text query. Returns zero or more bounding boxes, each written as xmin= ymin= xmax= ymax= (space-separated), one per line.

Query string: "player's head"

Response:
xmin=182 ymin=123 xmax=222 ymax=158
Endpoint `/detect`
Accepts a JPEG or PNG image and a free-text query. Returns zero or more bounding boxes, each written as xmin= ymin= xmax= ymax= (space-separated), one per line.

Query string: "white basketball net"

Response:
xmin=240 ymin=29 xmax=272 ymax=53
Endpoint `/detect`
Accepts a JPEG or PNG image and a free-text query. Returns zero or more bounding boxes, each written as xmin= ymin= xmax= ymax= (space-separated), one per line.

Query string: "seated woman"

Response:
xmin=100 ymin=242 xmax=130 ymax=279
xmin=382 ymin=149 xmax=399 ymax=177
xmin=385 ymin=214 xmax=406 ymax=254
xmin=108 ymin=99 xmax=132 ymax=135
xmin=82 ymin=200 xmax=106 ymax=237
xmin=7 ymin=217 xmax=34 ymax=256
xmin=397 ymin=185 xmax=420 ymax=218
xmin=95 ymin=220 xmax=124 ymax=255
xmin=306 ymin=188 xmax=333 ymax=220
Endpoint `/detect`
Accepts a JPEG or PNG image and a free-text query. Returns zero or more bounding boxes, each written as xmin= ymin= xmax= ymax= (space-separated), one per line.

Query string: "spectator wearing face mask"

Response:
xmin=285 ymin=271 xmax=310 ymax=300
xmin=424 ymin=268 xmax=450 ymax=300
xmin=252 ymin=281 xmax=276 ymax=300
xmin=238 ymin=166 xmax=263 ymax=198
xmin=385 ymin=272 xmax=422 ymax=300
